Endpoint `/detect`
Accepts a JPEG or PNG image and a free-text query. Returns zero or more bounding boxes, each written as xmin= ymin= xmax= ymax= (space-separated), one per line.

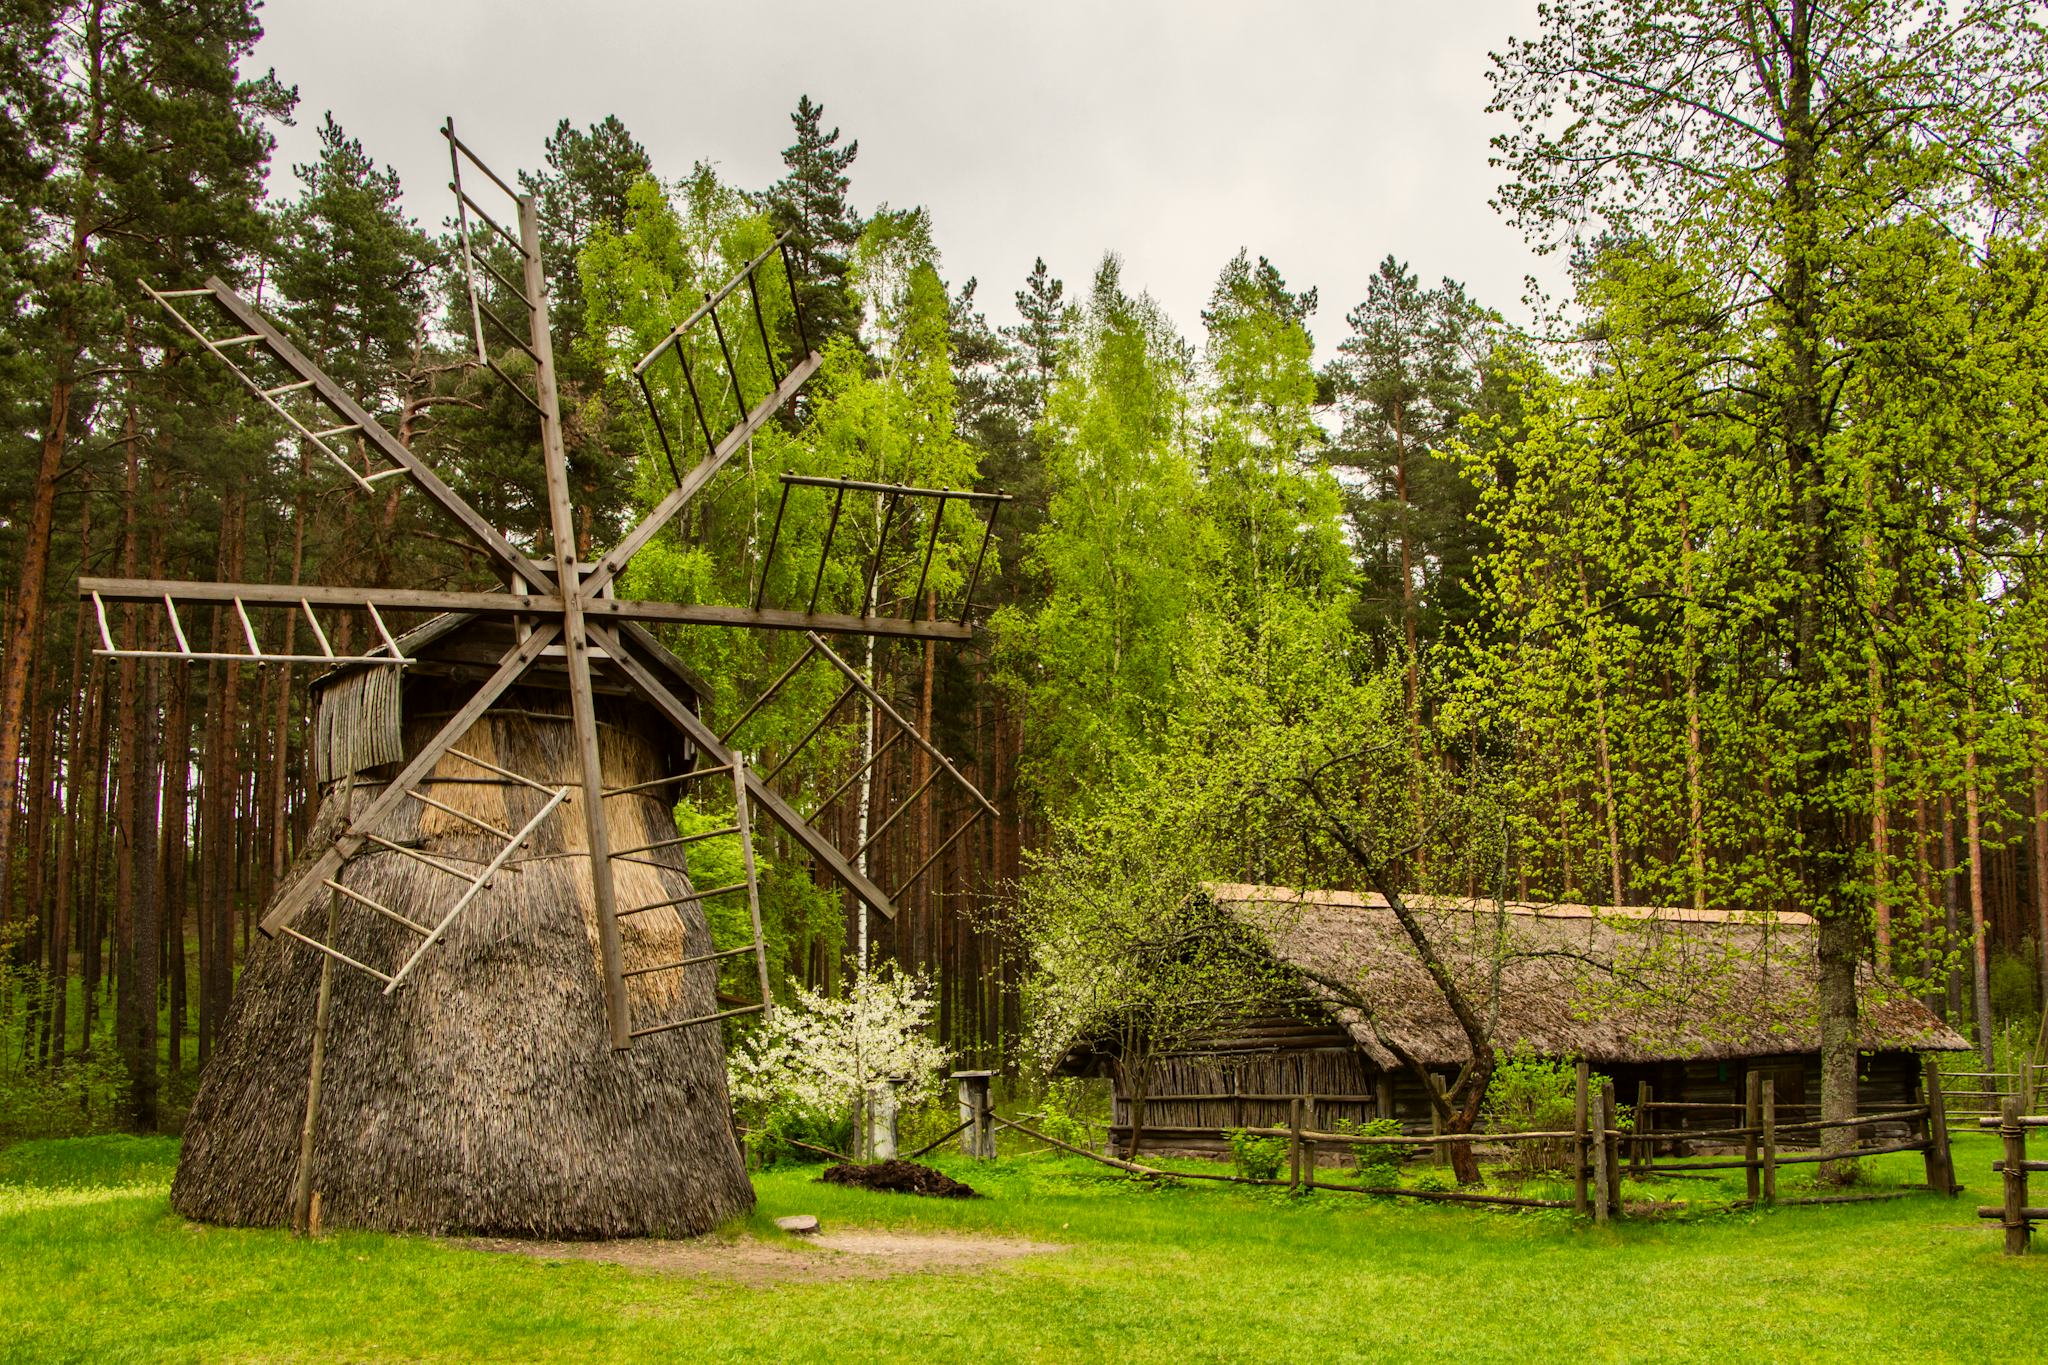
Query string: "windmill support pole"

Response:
xmin=292 ymin=888 xmax=340 ymax=1236
xmin=517 ymin=192 xmax=632 ymax=1049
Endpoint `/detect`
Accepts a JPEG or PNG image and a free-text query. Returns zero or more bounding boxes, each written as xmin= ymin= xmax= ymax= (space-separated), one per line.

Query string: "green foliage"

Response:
xmin=1224 ymin=1128 xmax=1288 ymax=1182
xmin=1331 ymin=1116 xmax=1409 ymax=1185
xmin=1409 ymin=1167 xmax=1457 ymax=1193
xmin=1483 ymin=1045 xmax=1599 ymax=1174
xmin=1036 ymin=1078 xmax=1099 ymax=1150
xmin=741 ymin=1099 xmax=853 ymax=1169
xmin=1989 ymin=948 xmax=2039 ymax=1025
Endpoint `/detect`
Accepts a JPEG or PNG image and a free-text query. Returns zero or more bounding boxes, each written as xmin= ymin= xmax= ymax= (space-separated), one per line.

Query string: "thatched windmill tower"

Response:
xmin=81 ymin=122 xmax=1001 ymax=1238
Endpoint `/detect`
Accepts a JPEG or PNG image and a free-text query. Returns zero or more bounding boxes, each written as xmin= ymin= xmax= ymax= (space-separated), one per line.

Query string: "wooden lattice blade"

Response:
xmin=77 ymin=577 xmax=973 ymax=642
xmin=590 ymin=621 xmax=899 ymax=922
xmin=201 ymin=278 xmax=557 ymax=595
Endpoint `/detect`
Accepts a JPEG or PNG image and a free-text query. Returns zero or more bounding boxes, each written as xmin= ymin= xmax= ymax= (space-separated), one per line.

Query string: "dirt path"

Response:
xmin=459 ymin=1227 xmax=1065 ymax=1287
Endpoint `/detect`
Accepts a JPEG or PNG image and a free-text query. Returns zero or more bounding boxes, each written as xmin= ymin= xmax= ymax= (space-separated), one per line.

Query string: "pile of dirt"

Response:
xmin=817 ymin=1159 xmax=980 ymax=1198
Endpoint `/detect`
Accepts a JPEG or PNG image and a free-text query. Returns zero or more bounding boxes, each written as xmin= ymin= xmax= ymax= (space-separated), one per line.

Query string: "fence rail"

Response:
xmin=995 ymin=1055 xmax=1959 ymax=1220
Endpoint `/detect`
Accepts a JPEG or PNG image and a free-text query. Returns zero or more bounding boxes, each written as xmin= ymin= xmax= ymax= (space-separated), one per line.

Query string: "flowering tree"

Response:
xmin=728 ymin=967 xmax=951 ymax=1156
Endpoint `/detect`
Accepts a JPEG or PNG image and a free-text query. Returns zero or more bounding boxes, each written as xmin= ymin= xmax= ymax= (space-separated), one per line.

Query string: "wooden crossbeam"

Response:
xmin=78 ymin=577 xmax=974 ymax=643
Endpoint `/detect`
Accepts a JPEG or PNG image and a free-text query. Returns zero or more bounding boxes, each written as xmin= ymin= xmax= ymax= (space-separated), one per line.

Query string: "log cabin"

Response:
xmin=1056 ymin=884 xmax=1968 ymax=1161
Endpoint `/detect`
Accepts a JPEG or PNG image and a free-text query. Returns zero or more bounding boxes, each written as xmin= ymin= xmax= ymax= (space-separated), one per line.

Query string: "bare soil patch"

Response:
xmin=459 ymin=1227 xmax=1062 ymax=1286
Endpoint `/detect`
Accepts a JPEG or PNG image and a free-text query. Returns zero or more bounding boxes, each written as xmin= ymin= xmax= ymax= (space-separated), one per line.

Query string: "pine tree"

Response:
xmin=520 ymin=114 xmax=652 ymax=336
xmin=1004 ymin=256 xmax=1067 ymax=420
xmin=767 ymin=94 xmax=862 ymax=349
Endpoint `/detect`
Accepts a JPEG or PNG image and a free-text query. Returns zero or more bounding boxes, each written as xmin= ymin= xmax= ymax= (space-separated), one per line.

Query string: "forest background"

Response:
xmin=3 ymin=0 xmax=2047 ymax=1141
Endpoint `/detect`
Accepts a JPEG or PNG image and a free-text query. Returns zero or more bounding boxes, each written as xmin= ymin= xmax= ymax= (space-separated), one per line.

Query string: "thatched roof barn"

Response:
xmin=172 ymin=613 xmax=753 ymax=1238
xmin=1061 ymin=884 xmax=1967 ymax=1158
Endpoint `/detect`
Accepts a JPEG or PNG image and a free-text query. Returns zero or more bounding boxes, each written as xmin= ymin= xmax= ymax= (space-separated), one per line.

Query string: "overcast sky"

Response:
xmin=255 ymin=0 xmax=1557 ymax=357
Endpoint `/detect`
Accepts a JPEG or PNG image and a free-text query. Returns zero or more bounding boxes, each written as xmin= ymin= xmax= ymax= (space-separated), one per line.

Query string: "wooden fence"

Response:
xmin=994 ymin=1055 xmax=1960 ymax=1219
xmin=1939 ymin=1062 xmax=2048 ymax=1117
xmin=1977 ymin=1098 xmax=2048 ymax=1255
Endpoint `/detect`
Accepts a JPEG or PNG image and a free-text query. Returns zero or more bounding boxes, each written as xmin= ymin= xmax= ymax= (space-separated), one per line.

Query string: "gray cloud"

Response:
xmin=258 ymin=0 xmax=1557 ymax=355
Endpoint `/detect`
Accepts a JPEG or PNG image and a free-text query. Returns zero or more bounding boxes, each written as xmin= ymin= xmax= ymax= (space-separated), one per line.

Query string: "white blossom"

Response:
xmin=729 ymin=966 xmax=951 ymax=1118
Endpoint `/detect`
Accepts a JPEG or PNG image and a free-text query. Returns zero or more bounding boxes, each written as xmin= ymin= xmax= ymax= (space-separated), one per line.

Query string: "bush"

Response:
xmin=743 ymin=1100 xmax=854 ymax=1169
xmin=1038 ymin=1077 xmax=1097 ymax=1149
xmin=1483 ymin=1044 xmax=1605 ymax=1174
xmin=1331 ymin=1116 xmax=1409 ymax=1186
xmin=1225 ymin=1128 xmax=1289 ymax=1182
xmin=1410 ymin=1168 xmax=1456 ymax=1193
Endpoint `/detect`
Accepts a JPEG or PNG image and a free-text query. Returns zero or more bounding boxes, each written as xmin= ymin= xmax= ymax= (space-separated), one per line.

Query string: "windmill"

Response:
xmin=81 ymin=121 xmax=1004 ymax=1238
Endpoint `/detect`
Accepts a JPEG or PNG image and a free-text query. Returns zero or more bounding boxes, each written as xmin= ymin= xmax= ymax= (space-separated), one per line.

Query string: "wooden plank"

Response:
xmin=593 ymin=621 xmax=898 ymax=921
xmin=203 ymin=279 xmax=555 ymax=594
xmin=1744 ymin=1071 xmax=1762 ymax=1203
xmin=1924 ymin=1056 xmax=1958 ymax=1195
xmin=1761 ymin=1076 xmax=1778 ymax=1205
xmin=259 ymin=624 xmax=559 ymax=935
xmin=78 ymin=575 xmax=975 ymax=642
xmin=1574 ymin=1059 xmax=1589 ymax=1217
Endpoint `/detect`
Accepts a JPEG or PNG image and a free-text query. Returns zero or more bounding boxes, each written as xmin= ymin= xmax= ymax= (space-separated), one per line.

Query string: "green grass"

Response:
xmin=1 ymin=1134 xmax=2042 ymax=1364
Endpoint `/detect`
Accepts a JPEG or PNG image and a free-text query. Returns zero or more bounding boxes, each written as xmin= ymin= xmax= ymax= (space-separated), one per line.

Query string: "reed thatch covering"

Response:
xmin=172 ymin=682 xmax=752 ymax=1238
xmin=1208 ymin=884 xmax=1969 ymax=1069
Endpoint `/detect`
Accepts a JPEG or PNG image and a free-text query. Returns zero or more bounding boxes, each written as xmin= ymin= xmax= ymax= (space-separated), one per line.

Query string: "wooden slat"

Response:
xmin=77 ymin=576 xmax=974 ymax=642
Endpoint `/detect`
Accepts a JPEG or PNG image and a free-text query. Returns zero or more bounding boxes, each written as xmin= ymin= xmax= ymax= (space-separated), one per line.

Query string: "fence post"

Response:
xmin=1744 ymin=1070 xmax=1762 ymax=1203
xmin=1590 ymin=1085 xmax=1610 ymax=1225
xmin=2001 ymin=1096 xmax=2030 ymax=1256
xmin=1304 ymin=1095 xmax=1317 ymax=1190
xmin=1602 ymin=1080 xmax=1621 ymax=1219
xmin=1760 ymin=1076 xmax=1778 ymax=1205
xmin=1923 ymin=1055 xmax=1956 ymax=1195
xmin=953 ymin=1071 xmax=994 ymax=1160
xmin=1289 ymin=1098 xmax=1303 ymax=1191
xmin=1574 ymin=1060 xmax=1590 ymax=1218
xmin=1635 ymin=1081 xmax=1652 ymax=1172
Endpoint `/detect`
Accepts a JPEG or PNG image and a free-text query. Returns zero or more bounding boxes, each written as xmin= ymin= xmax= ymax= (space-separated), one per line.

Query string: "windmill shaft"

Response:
xmin=520 ymin=191 xmax=632 ymax=1052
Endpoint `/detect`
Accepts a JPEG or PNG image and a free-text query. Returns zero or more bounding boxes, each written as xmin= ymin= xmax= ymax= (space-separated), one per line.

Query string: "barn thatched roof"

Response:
xmin=1206 ymin=884 xmax=1968 ymax=1069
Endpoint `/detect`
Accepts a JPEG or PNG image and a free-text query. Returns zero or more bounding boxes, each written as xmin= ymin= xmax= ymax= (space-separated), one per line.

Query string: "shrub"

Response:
xmin=1410 ymin=1168 xmax=1456 ymax=1193
xmin=1483 ymin=1044 xmax=1606 ymax=1174
xmin=1225 ymin=1128 xmax=1289 ymax=1182
xmin=743 ymin=1100 xmax=854 ymax=1169
xmin=1331 ymin=1116 xmax=1409 ymax=1186
xmin=1038 ymin=1077 xmax=1097 ymax=1149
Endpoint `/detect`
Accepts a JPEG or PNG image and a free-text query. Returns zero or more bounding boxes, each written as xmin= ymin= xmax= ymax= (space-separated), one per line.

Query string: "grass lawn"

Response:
xmin=1 ymin=1132 xmax=2042 ymax=1363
